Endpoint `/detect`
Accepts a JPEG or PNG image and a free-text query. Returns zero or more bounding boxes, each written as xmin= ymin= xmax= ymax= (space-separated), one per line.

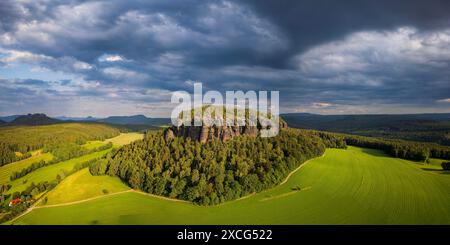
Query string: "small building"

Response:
xmin=9 ymin=198 xmax=21 ymax=207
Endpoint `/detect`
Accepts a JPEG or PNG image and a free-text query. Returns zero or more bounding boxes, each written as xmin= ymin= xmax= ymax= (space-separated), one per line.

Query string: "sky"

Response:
xmin=0 ymin=0 xmax=450 ymax=117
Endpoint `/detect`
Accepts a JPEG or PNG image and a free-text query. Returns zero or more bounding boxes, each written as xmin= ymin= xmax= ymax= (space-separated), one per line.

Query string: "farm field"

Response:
xmin=41 ymin=168 xmax=130 ymax=206
xmin=105 ymin=133 xmax=144 ymax=146
xmin=6 ymin=149 xmax=112 ymax=194
xmin=82 ymin=141 xmax=106 ymax=150
xmin=10 ymin=146 xmax=450 ymax=225
xmin=0 ymin=151 xmax=54 ymax=185
xmin=83 ymin=133 xmax=143 ymax=148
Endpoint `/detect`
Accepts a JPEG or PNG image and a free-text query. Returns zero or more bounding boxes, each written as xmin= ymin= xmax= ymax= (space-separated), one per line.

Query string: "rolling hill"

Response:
xmin=0 ymin=115 xmax=21 ymax=123
xmin=0 ymin=123 xmax=121 ymax=152
xmin=96 ymin=115 xmax=170 ymax=126
xmin=282 ymin=113 xmax=450 ymax=145
xmin=7 ymin=114 xmax=60 ymax=126
xmin=10 ymin=146 xmax=450 ymax=225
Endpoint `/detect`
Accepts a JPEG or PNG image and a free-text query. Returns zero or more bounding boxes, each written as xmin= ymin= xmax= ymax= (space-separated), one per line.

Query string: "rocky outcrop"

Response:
xmin=164 ymin=117 xmax=288 ymax=143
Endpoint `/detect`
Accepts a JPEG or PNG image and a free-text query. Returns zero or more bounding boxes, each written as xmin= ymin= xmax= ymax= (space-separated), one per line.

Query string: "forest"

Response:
xmin=90 ymin=128 xmax=345 ymax=205
xmin=0 ymin=123 xmax=120 ymax=166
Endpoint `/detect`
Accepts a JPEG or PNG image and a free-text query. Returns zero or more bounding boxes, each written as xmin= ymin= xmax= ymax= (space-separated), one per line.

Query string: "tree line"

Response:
xmin=341 ymin=134 xmax=450 ymax=161
xmin=307 ymin=130 xmax=450 ymax=162
xmin=0 ymin=123 xmax=119 ymax=166
xmin=10 ymin=142 xmax=112 ymax=181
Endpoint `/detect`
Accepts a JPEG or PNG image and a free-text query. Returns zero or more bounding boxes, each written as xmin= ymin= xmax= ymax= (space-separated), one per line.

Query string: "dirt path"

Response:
xmin=279 ymin=153 xmax=325 ymax=186
xmin=34 ymin=190 xmax=134 ymax=209
xmin=8 ymin=190 xmax=134 ymax=224
xmin=130 ymin=190 xmax=190 ymax=203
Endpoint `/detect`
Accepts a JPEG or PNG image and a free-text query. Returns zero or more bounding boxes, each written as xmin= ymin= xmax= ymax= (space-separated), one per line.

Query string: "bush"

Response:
xmin=442 ymin=162 xmax=450 ymax=170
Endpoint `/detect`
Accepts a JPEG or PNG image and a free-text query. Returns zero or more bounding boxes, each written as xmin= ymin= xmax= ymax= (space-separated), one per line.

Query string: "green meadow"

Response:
xmin=82 ymin=133 xmax=144 ymax=149
xmin=105 ymin=133 xmax=144 ymax=146
xmin=10 ymin=146 xmax=450 ymax=225
xmin=6 ymin=149 xmax=112 ymax=194
xmin=0 ymin=151 xmax=54 ymax=185
xmin=42 ymin=168 xmax=130 ymax=206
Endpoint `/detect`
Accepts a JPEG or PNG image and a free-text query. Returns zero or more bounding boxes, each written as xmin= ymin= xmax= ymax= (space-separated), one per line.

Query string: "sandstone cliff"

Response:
xmin=164 ymin=118 xmax=288 ymax=143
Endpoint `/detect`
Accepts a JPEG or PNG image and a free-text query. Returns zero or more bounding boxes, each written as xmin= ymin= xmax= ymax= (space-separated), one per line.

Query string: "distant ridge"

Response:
xmin=56 ymin=116 xmax=99 ymax=121
xmin=8 ymin=113 xmax=60 ymax=126
xmin=96 ymin=115 xmax=170 ymax=126
xmin=281 ymin=112 xmax=450 ymax=130
xmin=281 ymin=112 xmax=450 ymax=145
xmin=0 ymin=115 xmax=21 ymax=122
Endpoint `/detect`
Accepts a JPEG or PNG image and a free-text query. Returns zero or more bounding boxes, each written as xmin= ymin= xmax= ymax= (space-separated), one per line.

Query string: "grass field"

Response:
xmin=82 ymin=141 xmax=106 ymax=150
xmin=105 ymin=133 xmax=143 ymax=146
xmin=0 ymin=151 xmax=54 ymax=185
xmin=41 ymin=168 xmax=129 ymax=206
xmin=10 ymin=146 xmax=450 ymax=225
xmin=82 ymin=133 xmax=143 ymax=149
xmin=6 ymin=149 xmax=112 ymax=194
xmin=421 ymin=158 xmax=447 ymax=171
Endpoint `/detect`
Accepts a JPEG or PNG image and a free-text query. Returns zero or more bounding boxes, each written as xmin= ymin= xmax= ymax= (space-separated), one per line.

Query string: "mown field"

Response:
xmin=41 ymin=168 xmax=129 ymax=206
xmin=82 ymin=133 xmax=143 ymax=149
xmin=10 ymin=146 xmax=450 ymax=225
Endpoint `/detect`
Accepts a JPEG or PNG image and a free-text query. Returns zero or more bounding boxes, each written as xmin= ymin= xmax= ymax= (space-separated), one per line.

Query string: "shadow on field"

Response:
xmin=359 ymin=148 xmax=386 ymax=157
xmin=422 ymin=168 xmax=450 ymax=175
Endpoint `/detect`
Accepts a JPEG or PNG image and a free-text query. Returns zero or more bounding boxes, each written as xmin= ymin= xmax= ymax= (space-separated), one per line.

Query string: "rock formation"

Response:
xmin=164 ymin=117 xmax=288 ymax=143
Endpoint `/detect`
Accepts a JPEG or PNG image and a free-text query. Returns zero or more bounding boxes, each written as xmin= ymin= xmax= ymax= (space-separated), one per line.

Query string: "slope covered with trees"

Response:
xmin=8 ymin=113 xmax=60 ymax=126
xmin=90 ymin=129 xmax=345 ymax=205
xmin=0 ymin=123 xmax=120 ymax=166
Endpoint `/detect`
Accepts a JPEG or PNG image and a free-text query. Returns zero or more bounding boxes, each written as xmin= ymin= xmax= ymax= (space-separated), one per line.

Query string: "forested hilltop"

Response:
xmin=0 ymin=123 xmax=120 ymax=166
xmin=282 ymin=113 xmax=450 ymax=146
xmin=90 ymin=128 xmax=345 ymax=205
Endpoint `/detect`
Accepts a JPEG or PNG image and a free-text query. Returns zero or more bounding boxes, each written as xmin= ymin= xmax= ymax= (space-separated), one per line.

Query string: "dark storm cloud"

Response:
xmin=0 ymin=0 xmax=449 ymax=116
xmin=240 ymin=0 xmax=450 ymax=68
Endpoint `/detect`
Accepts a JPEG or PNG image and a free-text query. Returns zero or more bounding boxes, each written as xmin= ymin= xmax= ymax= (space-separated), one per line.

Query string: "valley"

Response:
xmin=8 ymin=146 xmax=450 ymax=225
xmin=1 ymin=118 xmax=449 ymax=225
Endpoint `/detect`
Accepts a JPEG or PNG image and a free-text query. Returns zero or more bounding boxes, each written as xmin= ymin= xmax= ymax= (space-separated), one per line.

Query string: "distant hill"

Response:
xmin=0 ymin=115 xmax=21 ymax=122
xmin=0 ymin=119 xmax=5 ymax=125
xmin=56 ymin=116 xmax=99 ymax=121
xmin=56 ymin=114 xmax=170 ymax=126
xmin=281 ymin=113 xmax=450 ymax=145
xmin=8 ymin=113 xmax=61 ymax=126
xmin=96 ymin=115 xmax=170 ymax=126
